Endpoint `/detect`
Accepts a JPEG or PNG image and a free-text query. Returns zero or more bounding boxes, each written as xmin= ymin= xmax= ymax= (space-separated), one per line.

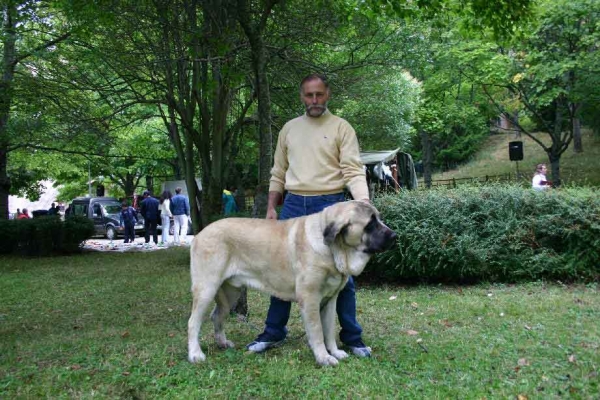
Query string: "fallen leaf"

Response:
xmin=440 ymin=319 xmax=453 ymax=328
xmin=121 ymin=331 xmax=130 ymax=338
xmin=411 ymin=302 xmax=418 ymax=308
xmin=122 ymin=371 xmax=130 ymax=376
xmin=524 ymin=325 xmax=532 ymax=330
xmin=517 ymin=395 xmax=528 ymax=400
xmin=389 ymin=296 xmax=397 ymax=300
xmin=518 ymin=358 xmax=530 ymax=366
xmin=168 ymin=332 xmax=175 ymax=338
xmin=70 ymin=364 xmax=82 ymax=371
xmin=568 ymin=354 xmax=576 ymax=363
xmin=406 ymin=330 xmax=419 ymax=335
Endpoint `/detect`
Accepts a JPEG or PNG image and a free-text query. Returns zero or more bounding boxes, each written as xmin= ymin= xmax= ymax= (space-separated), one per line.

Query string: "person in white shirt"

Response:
xmin=532 ymin=163 xmax=552 ymax=191
xmin=159 ymin=190 xmax=173 ymax=246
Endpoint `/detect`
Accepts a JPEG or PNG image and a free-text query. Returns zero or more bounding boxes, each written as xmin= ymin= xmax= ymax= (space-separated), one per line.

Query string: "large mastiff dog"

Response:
xmin=187 ymin=200 xmax=396 ymax=366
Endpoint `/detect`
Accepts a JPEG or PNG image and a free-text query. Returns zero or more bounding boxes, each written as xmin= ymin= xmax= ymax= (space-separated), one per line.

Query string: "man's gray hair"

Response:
xmin=299 ymin=73 xmax=330 ymax=93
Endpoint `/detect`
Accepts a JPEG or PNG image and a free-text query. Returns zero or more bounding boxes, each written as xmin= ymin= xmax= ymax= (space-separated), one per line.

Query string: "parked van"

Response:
xmin=66 ymin=197 xmax=144 ymax=240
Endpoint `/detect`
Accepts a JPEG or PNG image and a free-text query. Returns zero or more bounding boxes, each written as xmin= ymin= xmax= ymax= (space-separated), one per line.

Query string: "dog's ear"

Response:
xmin=323 ymin=222 xmax=339 ymax=245
xmin=323 ymin=222 xmax=349 ymax=245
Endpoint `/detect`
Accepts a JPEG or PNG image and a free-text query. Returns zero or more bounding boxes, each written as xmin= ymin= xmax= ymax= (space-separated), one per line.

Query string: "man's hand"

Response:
xmin=266 ymin=208 xmax=278 ymax=220
xmin=266 ymin=191 xmax=282 ymax=220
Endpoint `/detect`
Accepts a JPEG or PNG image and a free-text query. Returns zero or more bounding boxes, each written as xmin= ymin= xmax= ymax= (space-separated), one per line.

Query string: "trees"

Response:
xmin=1 ymin=0 xmax=71 ymax=218
xmin=462 ymin=0 xmax=600 ymax=186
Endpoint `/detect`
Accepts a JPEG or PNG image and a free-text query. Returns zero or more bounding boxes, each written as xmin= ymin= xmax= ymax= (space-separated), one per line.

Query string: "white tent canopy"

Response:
xmin=360 ymin=148 xmax=401 ymax=165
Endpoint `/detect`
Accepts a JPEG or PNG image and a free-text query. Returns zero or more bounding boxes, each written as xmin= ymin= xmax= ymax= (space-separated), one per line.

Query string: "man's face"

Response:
xmin=301 ymin=79 xmax=330 ymax=118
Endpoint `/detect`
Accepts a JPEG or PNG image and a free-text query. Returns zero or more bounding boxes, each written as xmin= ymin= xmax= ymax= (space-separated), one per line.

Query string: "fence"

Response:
xmin=418 ymin=173 xmax=527 ymax=189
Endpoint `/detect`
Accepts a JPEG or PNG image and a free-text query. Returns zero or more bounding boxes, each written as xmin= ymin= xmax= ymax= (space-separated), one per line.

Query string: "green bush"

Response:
xmin=0 ymin=216 xmax=95 ymax=256
xmin=369 ymin=185 xmax=600 ymax=283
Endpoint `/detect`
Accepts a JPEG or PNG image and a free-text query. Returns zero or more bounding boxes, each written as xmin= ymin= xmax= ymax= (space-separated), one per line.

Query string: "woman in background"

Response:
xmin=532 ymin=163 xmax=552 ymax=191
xmin=159 ymin=190 xmax=173 ymax=246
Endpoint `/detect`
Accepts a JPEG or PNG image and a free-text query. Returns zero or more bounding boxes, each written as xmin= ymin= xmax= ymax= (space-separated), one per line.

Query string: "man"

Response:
xmin=170 ymin=187 xmax=190 ymax=245
xmin=140 ymin=190 xmax=159 ymax=247
xmin=246 ymin=73 xmax=372 ymax=358
xmin=48 ymin=202 xmax=59 ymax=216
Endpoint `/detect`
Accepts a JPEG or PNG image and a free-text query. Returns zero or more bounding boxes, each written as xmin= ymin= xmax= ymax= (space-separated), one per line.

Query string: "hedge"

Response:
xmin=368 ymin=185 xmax=600 ymax=283
xmin=0 ymin=216 xmax=95 ymax=256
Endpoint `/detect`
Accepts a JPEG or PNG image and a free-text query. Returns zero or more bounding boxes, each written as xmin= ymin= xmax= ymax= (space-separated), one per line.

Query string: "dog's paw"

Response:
xmin=216 ymin=339 xmax=235 ymax=349
xmin=316 ymin=354 xmax=339 ymax=367
xmin=330 ymin=349 xmax=349 ymax=360
xmin=188 ymin=350 xmax=206 ymax=363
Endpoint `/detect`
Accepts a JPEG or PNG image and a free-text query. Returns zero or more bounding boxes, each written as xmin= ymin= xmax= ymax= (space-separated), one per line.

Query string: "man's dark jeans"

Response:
xmin=144 ymin=219 xmax=158 ymax=244
xmin=262 ymin=192 xmax=364 ymax=346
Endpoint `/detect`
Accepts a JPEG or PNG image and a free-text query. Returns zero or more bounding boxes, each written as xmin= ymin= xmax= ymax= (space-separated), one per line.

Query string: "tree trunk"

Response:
xmin=420 ymin=130 xmax=433 ymax=188
xmin=0 ymin=2 xmax=17 ymax=219
xmin=234 ymin=0 xmax=277 ymax=219
xmin=0 ymin=148 xmax=9 ymax=219
xmin=573 ymin=116 xmax=582 ymax=153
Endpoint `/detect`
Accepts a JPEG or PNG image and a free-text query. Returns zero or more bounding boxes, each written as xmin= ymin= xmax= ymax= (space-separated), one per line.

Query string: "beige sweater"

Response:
xmin=269 ymin=111 xmax=369 ymax=200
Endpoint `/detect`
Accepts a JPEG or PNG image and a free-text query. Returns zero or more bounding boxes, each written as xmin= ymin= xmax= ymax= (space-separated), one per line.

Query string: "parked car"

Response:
xmin=66 ymin=197 xmax=145 ymax=240
xmin=31 ymin=209 xmax=50 ymax=217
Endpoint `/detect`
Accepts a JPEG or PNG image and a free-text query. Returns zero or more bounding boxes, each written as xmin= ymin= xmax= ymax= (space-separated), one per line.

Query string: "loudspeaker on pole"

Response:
xmin=509 ymin=141 xmax=523 ymax=161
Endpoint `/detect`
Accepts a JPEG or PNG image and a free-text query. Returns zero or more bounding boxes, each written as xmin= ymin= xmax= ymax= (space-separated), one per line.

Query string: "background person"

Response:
xmin=246 ymin=73 xmax=372 ymax=358
xmin=222 ymin=187 xmax=238 ymax=215
xmin=17 ymin=208 xmax=30 ymax=219
xmin=532 ymin=163 xmax=552 ymax=191
xmin=170 ymin=187 xmax=190 ymax=245
xmin=48 ymin=202 xmax=59 ymax=215
xmin=140 ymin=190 xmax=160 ymax=247
xmin=159 ymin=190 xmax=173 ymax=246
xmin=119 ymin=201 xmax=138 ymax=244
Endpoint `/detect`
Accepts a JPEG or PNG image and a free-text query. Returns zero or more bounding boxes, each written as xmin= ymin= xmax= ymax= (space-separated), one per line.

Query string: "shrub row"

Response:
xmin=369 ymin=185 xmax=600 ymax=283
xmin=0 ymin=216 xmax=95 ymax=256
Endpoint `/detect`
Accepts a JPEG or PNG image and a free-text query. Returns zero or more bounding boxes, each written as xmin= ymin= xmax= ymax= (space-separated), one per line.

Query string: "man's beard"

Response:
xmin=306 ymin=103 xmax=327 ymax=117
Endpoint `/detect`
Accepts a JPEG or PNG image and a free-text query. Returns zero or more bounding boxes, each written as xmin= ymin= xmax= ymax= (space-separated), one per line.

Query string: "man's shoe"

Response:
xmin=245 ymin=338 xmax=285 ymax=353
xmin=347 ymin=341 xmax=372 ymax=358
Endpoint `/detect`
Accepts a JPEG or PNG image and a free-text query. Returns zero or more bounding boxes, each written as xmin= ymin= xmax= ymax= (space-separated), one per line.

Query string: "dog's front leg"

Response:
xmin=300 ymin=296 xmax=339 ymax=366
xmin=321 ymin=295 xmax=348 ymax=361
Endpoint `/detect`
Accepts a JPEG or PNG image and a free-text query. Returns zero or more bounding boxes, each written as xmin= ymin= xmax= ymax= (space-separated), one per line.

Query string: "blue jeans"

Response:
xmin=261 ymin=192 xmax=364 ymax=346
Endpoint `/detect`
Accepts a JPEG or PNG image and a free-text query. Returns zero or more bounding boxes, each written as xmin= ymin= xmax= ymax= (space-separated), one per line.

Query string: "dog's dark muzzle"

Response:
xmin=365 ymin=229 xmax=397 ymax=254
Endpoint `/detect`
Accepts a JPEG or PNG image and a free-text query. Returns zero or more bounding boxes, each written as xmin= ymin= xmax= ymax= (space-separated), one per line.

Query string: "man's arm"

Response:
xmin=338 ymin=122 xmax=369 ymax=201
xmin=266 ymin=191 xmax=282 ymax=220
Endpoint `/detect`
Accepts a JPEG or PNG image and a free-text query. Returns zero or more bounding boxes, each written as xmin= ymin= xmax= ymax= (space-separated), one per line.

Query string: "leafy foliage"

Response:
xmin=370 ymin=186 xmax=600 ymax=283
xmin=0 ymin=216 xmax=94 ymax=256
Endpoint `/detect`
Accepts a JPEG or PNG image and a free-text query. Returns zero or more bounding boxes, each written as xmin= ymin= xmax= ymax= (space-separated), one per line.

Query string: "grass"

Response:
xmin=1 ymin=249 xmax=598 ymax=398
xmin=428 ymin=129 xmax=600 ymax=187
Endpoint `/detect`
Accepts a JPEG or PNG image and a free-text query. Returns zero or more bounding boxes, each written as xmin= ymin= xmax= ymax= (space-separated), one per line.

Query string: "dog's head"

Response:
xmin=321 ymin=201 xmax=396 ymax=275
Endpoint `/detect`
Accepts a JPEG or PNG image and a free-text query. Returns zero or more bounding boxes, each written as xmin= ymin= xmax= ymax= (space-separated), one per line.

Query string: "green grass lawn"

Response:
xmin=1 ymin=249 xmax=598 ymax=398
xmin=427 ymin=129 xmax=600 ymax=187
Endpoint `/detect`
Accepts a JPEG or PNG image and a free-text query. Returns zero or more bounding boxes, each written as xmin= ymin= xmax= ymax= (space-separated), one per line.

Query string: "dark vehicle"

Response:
xmin=31 ymin=209 xmax=50 ymax=217
xmin=66 ymin=197 xmax=144 ymax=240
